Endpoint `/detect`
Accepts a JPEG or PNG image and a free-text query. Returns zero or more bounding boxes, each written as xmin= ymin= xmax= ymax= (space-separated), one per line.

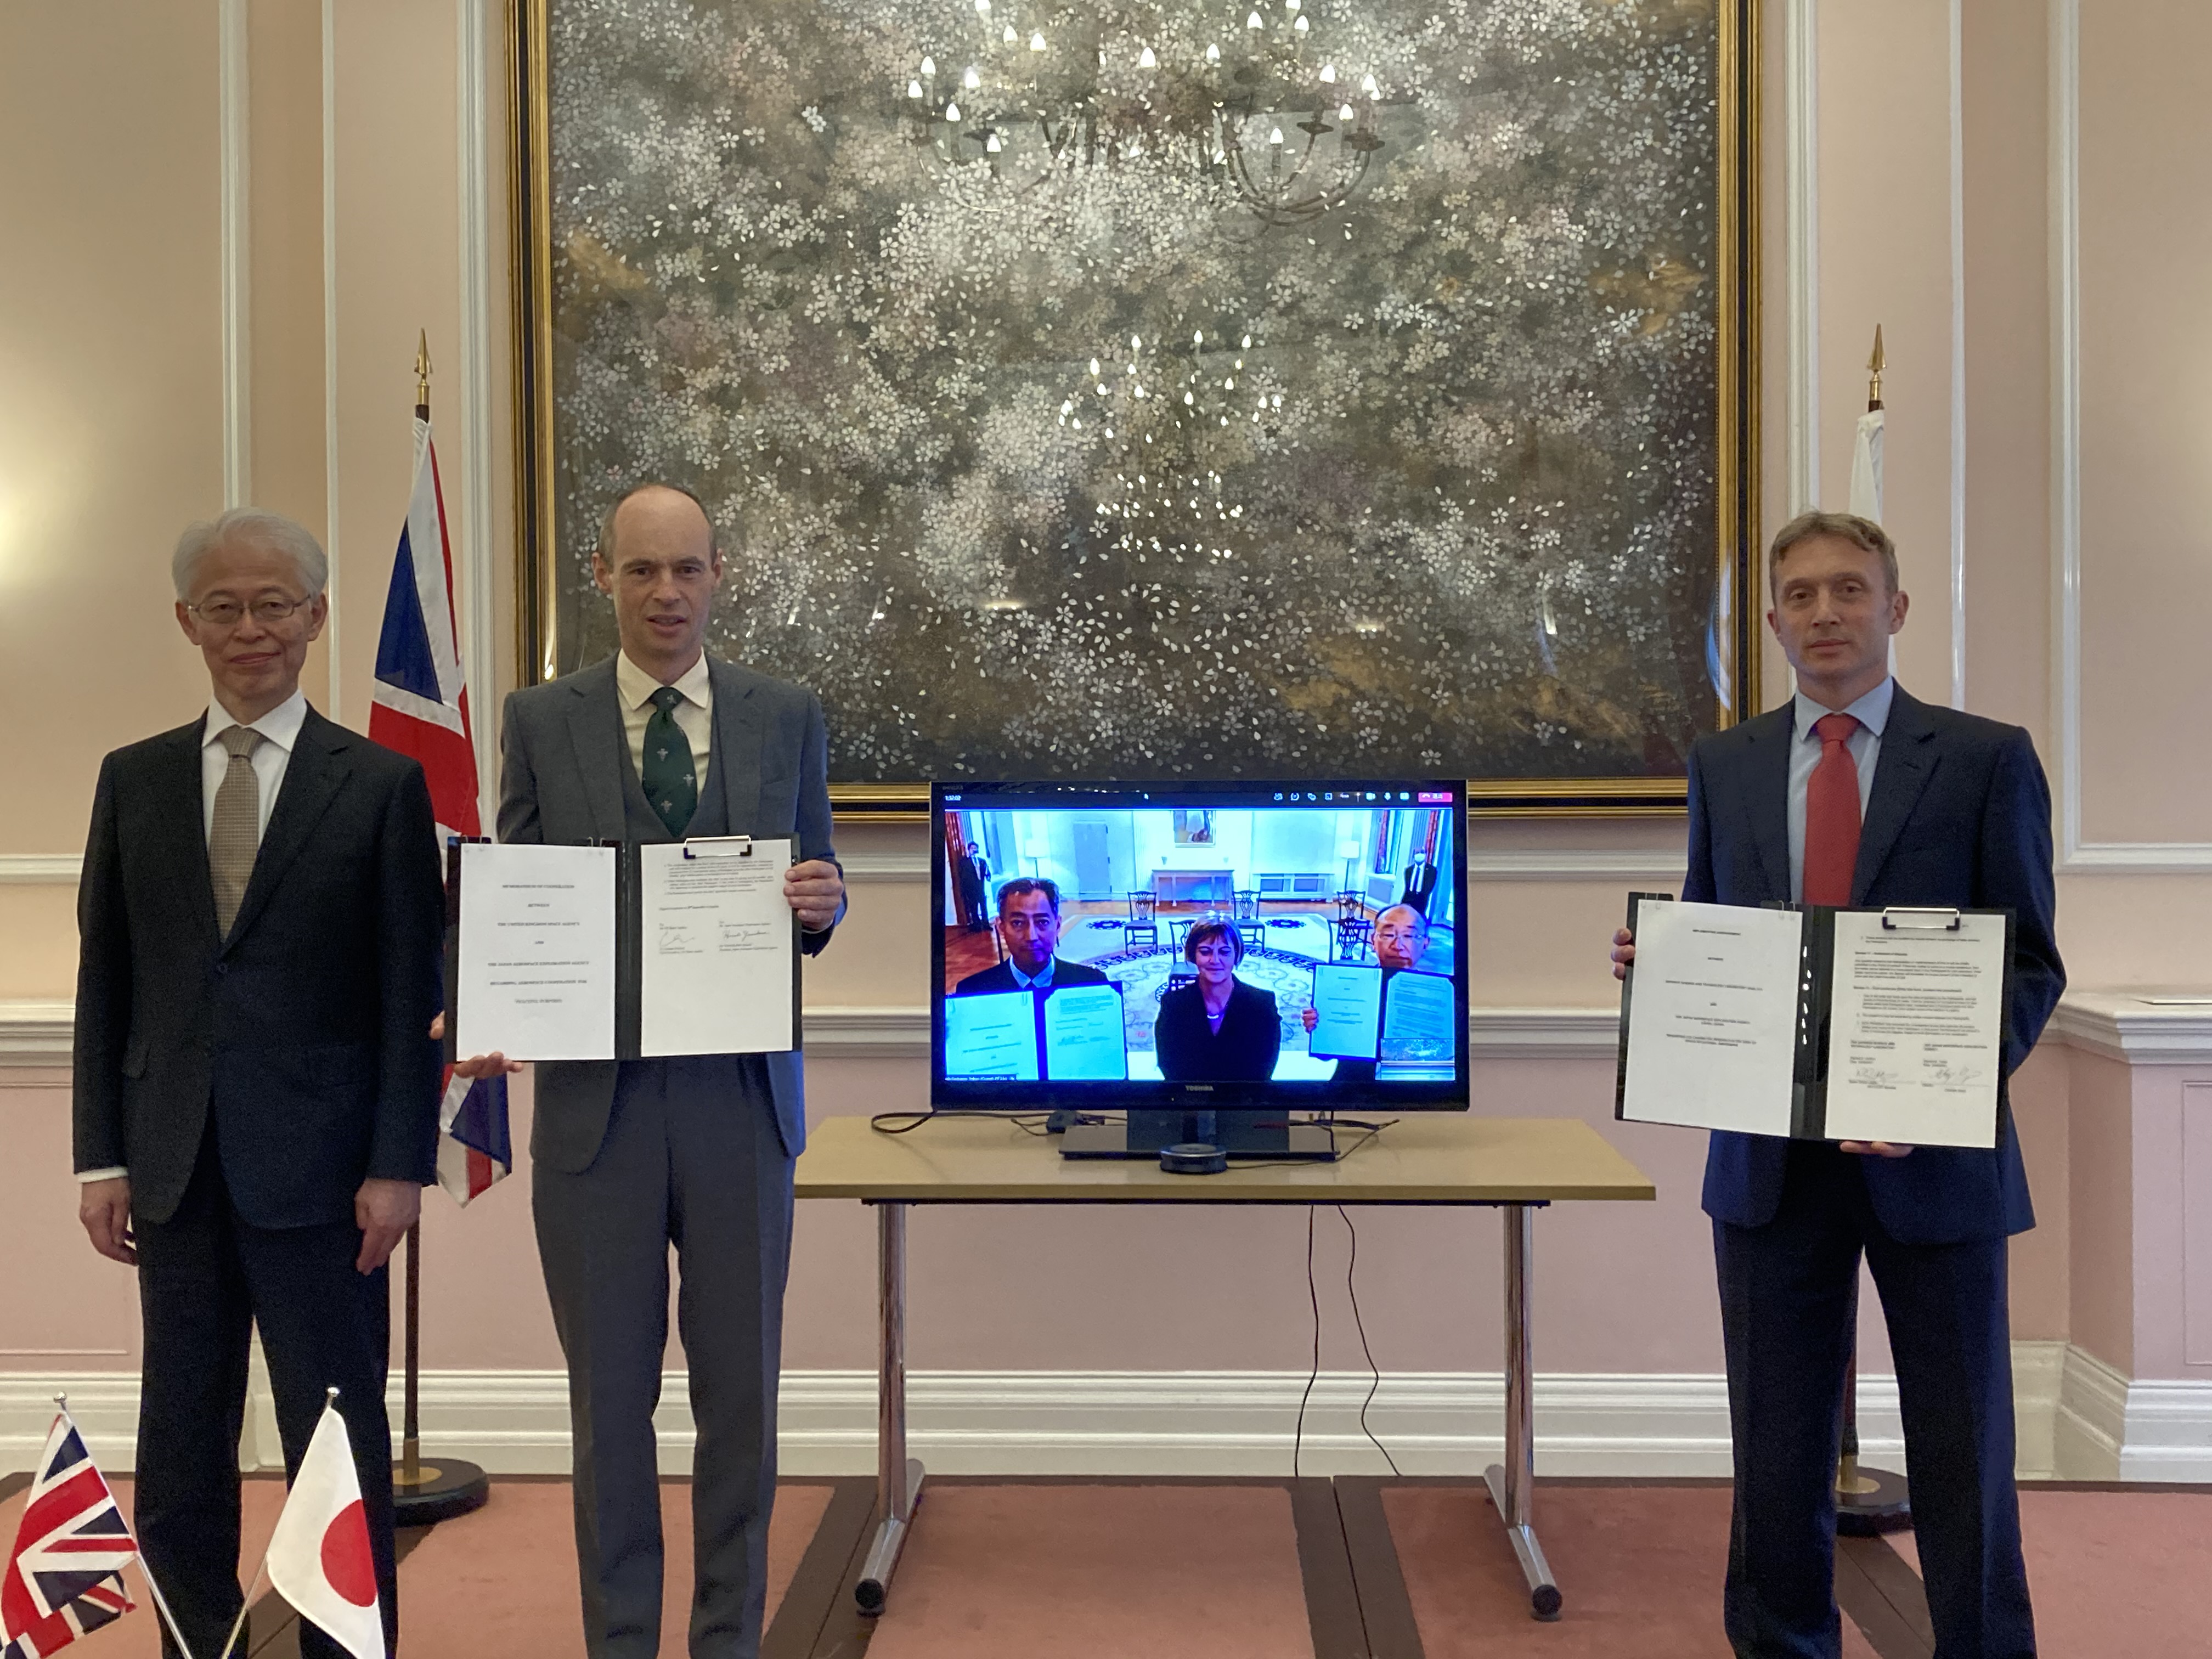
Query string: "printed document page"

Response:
xmin=1379 ymin=970 xmax=1456 ymax=1065
xmin=1042 ymin=984 xmax=1128 ymax=1080
xmin=455 ymin=842 xmax=618 ymax=1061
xmin=1620 ymin=900 xmax=1803 ymax=1135
xmin=639 ymin=838 xmax=796 ymax=1057
xmin=1822 ymin=911 xmax=2006 ymax=1148
xmin=943 ymin=990 xmax=1040 ymax=1080
xmin=1307 ymin=963 xmax=1383 ymax=1060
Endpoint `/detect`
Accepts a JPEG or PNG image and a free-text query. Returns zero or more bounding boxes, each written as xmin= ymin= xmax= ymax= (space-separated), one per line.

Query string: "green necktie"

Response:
xmin=642 ymin=685 xmax=698 ymax=838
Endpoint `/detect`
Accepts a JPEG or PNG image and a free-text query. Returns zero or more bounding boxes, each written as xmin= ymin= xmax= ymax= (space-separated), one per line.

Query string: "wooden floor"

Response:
xmin=9 ymin=1473 xmax=2202 ymax=1657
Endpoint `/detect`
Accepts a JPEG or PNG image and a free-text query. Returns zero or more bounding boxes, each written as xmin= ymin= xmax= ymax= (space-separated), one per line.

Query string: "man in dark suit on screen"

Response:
xmin=1613 ymin=511 xmax=2062 ymax=1659
xmin=75 ymin=509 xmax=443 ymax=1659
xmin=952 ymin=877 xmax=1109 ymax=995
xmin=453 ymin=482 xmax=844 ymax=1659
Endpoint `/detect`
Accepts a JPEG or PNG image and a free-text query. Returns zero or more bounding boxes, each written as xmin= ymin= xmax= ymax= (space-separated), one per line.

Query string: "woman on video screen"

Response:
xmin=1154 ymin=919 xmax=1281 ymax=1082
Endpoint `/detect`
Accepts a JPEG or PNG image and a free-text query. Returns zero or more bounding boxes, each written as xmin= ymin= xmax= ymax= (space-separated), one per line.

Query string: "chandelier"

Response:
xmin=898 ymin=1 xmax=1391 ymax=227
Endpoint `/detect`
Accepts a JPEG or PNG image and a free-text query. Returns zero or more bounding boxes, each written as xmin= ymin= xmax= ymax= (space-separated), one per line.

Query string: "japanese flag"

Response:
xmin=265 ymin=1402 xmax=385 ymax=1659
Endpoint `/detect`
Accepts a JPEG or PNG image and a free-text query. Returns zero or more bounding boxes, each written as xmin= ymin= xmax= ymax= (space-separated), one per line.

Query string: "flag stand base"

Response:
xmin=1833 ymin=1459 xmax=1911 ymax=1536
xmin=392 ymin=1454 xmax=490 ymax=1527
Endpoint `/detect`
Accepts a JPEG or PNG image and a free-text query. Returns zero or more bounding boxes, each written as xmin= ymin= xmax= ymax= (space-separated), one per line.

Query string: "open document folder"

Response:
xmin=448 ymin=838 xmax=799 ymax=1062
xmin=1615 ymin=895 xmax=2014 ymax=1149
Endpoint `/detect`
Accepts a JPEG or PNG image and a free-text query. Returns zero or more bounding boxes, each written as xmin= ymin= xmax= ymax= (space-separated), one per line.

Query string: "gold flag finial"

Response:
xmin=415 ymin=330 xmax=433 ymax=415
xmin=1867 ymin=324 xmax=1885 ymax=410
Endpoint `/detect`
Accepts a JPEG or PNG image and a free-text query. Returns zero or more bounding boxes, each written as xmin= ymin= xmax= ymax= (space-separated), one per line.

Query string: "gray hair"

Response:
xmin=596 ymin=481 xmax=721 ymax=563
xmin=1768 ymin=510 xmax=1898 ymax=599
xmin=172 ymin=509 xmax=329 ymax=599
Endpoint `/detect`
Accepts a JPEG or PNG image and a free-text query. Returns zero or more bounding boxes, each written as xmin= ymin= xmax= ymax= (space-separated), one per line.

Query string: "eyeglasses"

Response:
xmin=186 ymin=595 xmax=311 ymax=628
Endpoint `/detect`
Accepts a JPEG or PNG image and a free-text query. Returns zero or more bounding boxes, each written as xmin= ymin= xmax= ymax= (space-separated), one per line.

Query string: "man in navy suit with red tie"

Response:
xmin=1614 ymin=512 xmax=2063 ymax=1659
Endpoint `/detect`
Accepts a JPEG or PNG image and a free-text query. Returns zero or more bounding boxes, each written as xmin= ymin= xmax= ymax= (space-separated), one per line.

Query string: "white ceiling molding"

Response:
xmin=2047 ymin=0 xmax=2212 ymax=872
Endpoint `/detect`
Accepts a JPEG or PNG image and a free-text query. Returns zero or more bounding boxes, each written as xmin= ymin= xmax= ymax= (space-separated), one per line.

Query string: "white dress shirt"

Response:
xmin=1007 ymin=957 xmax=1058 ymax=989
xmin=1786 ymin=676 xmax=1893 ymax=903
xmin=614 ymin=650 xmax=713 ymax=794
xmin=82 ymin=690 xmax=312 ymax=1186
xmin=200 ymin=687 xmax=309 ymax=844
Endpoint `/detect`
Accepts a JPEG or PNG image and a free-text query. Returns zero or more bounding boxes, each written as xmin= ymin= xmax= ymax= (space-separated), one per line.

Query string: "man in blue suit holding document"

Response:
xmin=1613 ymin=512 xmax=2063 ymax=1659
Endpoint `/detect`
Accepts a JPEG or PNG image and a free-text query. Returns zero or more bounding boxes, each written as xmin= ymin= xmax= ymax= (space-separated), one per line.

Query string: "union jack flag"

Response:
xmin=370 ymin=414 xmax=509 ymax=1206
xmin=1 ymin=1412 xmax=137 ymax=1658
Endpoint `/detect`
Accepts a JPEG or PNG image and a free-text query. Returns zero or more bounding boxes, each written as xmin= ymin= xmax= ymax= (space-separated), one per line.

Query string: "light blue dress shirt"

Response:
xmin=1007 ymin=957 xmax=1057 ymax=990
xmin=1786 ymin=677 xmax=1894 ymax=902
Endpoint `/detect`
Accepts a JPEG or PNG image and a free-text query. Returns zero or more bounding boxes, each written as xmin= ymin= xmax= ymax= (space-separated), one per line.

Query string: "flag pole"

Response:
xmin=1835 ymin=321 xmax=1909 ymax=1537
xmin=390 ymin=332 xmax=490 ymax=1530
xmin=134 ymin=1555 xmax=202 ymax=1659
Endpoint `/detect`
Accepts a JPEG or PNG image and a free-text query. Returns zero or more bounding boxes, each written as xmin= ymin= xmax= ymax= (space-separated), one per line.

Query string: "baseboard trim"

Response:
xmin=0 ymin=1367 xmax=1833 ymax=1480
xmin=2053 ymin=1344 xmax=2212 ymax=1481
xmin=7 ymin=1341 xmax=2185 ymax=1482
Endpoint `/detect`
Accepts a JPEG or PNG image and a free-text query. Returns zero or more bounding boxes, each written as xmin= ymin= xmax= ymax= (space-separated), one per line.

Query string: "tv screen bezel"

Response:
xmin=929 ymin=778 xmax=1472 ymax=1112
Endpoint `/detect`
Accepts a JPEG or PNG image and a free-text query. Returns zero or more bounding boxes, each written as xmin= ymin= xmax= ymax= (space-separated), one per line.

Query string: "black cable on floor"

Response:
xmin=1338 ymin=1204 xmax=1402 ymax=1477
xmin=1292 ymin=1204 xmax=1321 ymax=1479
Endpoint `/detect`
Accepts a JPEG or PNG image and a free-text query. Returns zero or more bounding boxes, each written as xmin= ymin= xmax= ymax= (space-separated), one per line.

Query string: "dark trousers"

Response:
xmin=133 ymin=1133 xmax=398 ymax=1659
xmin=1716 ymin=1143 xmax=2034 ymax=1659
xmin=533 ymin=1057 xmax=794 ymax=1659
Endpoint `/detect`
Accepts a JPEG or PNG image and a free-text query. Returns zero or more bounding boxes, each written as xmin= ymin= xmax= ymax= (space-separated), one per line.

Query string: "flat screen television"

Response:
xmin=932 ymin=779 xmax=1469 ymax=1158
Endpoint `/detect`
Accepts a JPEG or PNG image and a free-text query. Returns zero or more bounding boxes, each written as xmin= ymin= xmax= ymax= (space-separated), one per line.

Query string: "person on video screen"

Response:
xmin=1329 ymin=904 xmax=1439 ymax=1086
xmin=954 ymin=877 xmax=1109 ymax=995
xmin=1154 ymin=919 xmax=1282 ymax=1082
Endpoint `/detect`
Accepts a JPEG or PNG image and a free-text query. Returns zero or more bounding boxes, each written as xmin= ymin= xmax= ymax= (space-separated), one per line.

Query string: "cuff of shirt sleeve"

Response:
xmin=76 ymin=1167 xmax=127 ymax=1184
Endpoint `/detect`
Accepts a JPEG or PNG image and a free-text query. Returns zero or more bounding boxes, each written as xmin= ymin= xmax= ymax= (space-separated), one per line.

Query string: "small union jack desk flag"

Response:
xmin=1 ymin=1411 xmax=137 ymax=1658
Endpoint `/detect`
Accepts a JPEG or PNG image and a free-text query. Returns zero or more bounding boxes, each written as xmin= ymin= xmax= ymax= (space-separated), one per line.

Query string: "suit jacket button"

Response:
xmin=215 ymin=962 xmax=229 ymax=976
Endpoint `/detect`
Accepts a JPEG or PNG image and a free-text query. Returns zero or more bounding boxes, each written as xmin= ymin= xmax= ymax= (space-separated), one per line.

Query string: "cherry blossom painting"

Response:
xmin=512 ymin=0 xmax=1756 ymax=806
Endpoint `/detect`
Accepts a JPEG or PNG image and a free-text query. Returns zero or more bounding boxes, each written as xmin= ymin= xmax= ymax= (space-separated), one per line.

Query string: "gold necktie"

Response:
xmin=209 ymin=725 xmax=264 ymax=934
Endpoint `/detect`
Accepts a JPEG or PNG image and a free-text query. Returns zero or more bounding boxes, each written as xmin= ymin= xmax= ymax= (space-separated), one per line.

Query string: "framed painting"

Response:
xmin=510 ymin=0 xmax=1759 ymax=817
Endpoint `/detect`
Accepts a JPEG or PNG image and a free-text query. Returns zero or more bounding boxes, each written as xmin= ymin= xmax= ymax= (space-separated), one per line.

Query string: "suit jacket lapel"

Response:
xmin=1741 ymin=706 xmax=1795 ymax=903
xmin=707 ymin=656 xmax=761 ymax=837
xmin=224 ymin=708 xmax=348 ymax=948
xmin=1852 ymin=687 xmax=1939 ymax=905
xmin=563 ymin=658 xmax=629 ymax=842
xmin=161 ymin=719 xmax=222 ymax=949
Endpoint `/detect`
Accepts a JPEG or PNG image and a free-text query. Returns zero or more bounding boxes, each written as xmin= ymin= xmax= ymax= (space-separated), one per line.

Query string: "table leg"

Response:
xmin=855 ymin=1201 xmax=926 ymax=1615
xmin=1482 ymin=1203 xmax=1562 ymax=1621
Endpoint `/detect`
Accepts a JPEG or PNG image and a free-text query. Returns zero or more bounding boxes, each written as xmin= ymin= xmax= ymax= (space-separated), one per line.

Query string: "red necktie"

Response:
xmin=1803 ymin=712 xmax=1862 ymax=906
